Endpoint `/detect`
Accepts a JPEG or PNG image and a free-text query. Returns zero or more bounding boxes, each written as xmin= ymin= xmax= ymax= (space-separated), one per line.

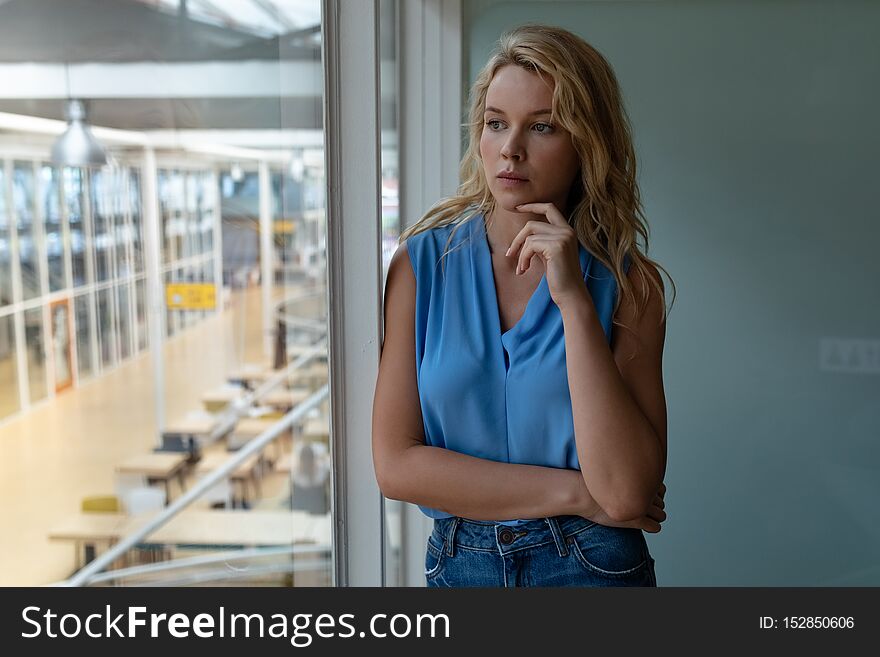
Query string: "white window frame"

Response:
xmin=322 ymin=0 xmax=462 ymax=587
xmin=322 ymin=0 xmax=384 ymax=586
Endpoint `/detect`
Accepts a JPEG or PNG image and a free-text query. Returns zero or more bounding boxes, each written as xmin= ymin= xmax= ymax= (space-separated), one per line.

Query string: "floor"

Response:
xmin=0 ymin=284 xmax=320 ymax=586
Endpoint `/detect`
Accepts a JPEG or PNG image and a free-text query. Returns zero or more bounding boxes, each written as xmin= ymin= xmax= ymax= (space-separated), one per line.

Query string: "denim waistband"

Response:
xmin=432 ymin=515 xmax=598 ymax=558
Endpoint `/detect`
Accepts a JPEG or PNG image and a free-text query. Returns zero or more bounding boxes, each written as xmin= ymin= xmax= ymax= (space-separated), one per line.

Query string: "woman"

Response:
xmin=372 ymin=24 xmax=674 ymax=587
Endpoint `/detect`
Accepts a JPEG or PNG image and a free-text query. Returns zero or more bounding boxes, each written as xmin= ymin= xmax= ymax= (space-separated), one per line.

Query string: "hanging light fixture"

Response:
xmin=51 ymin=99 xmax=107 ymax=167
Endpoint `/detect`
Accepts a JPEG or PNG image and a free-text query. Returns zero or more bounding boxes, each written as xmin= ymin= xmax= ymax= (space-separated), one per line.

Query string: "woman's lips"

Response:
xmin=497 ymin=175 xmax=529 ymax=186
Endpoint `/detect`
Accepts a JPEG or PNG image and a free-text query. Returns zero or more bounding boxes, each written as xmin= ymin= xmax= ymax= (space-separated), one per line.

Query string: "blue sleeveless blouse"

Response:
xmin=406 ymin=212 xmax=625 ymax=522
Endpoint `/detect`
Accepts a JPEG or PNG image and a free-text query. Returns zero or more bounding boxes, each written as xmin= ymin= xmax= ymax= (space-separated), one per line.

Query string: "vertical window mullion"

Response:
xmin=322 ymin=0 xmax=384 ymax=586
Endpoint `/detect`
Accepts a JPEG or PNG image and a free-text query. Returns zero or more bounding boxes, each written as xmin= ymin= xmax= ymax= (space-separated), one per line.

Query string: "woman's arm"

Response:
xmin=559 ymin=264 xmax=668 ymax=522
xmin=372 ymin=243 xmax=638 ymax=523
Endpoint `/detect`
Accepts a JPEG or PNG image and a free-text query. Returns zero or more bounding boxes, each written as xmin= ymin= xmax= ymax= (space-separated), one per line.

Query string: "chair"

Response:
xmin=81 ymin=495 xmax=121 ymax=513
xmin=114 ymin=472 xmax=148 ymax=501
xmin=79 ymin=495 xmax=122 ymax=564
xmin=120 ymin=487 xmax=170 ymax=563
xmin=201 ymin=478 xmax=233 ymax=509
xmin=120 ymin=486 xmax=166 ymax=514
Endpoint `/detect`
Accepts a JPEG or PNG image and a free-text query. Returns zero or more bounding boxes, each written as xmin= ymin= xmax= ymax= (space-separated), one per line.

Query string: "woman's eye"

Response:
xmin=486 ymin=119 xmax=503 ymax=130
xmin=534 ymin=123 xmax=554 ymax=134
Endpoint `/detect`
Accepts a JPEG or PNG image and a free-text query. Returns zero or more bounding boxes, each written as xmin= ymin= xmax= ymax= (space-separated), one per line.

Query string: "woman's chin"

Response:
xmin=494 ymin=195 xmax=532 ymax=212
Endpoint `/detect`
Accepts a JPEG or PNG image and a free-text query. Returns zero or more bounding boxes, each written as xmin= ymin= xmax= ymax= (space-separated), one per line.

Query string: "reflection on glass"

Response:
xmin=41 ymin=165 xmax=66 ymax=292
xmin=91 ymin=170 xmax=113 ymax=282
xmin=64 ymin=168 xmax=88 ymax=288
xmin=50 ymin=300 xmax=73 ymax=392
xmin=74 ymin=293 xmax=93 ymax=380
xmin=24 ymin=307 xmax=47 ymax=403
xmin=117 ymin=282 xmax=132 ymax=361
xmin=115 ymin=172 xmax=131 ymax=280
xmin=14 ymin=163 xmax=40 ymax=301
xmin=220 ymin=170 xmax=261 ymax=288
xmin=158 ymin=170 xmax=172 ymax=263
xmin=164 ymin=271 xmax=175 ymax=337
xmin=0 ymin=313 xmax=20 ymax=418
xmin=185 ymin=173 xmax=198 ymax=258
xmin=130 ymin=170 xmax=144 ymax=274
xmin=202 ymin=172 xmax=214 ymax=255
xmin=96 ymin=287 xmax=116 ymax=368
xmin=135 ymin=277 xmax=148 ymax=352
xmin=0 ymin=167 xmax=12 ymax=306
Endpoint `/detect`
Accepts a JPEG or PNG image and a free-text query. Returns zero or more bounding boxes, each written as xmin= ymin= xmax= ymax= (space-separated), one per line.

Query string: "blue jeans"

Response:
xmin=426 ymin=515 xmax=656 ymax=587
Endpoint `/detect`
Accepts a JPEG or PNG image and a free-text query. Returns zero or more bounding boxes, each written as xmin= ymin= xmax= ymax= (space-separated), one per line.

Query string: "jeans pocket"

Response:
xmin=567 ymin=525 xmax=649 ymax=578
xmin=424 ymin=535 xmax=446 ymax=580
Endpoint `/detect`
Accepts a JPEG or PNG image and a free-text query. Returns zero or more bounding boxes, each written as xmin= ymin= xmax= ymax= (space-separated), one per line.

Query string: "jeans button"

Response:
xmin=499 ymin=529 xmax=514 ymax=545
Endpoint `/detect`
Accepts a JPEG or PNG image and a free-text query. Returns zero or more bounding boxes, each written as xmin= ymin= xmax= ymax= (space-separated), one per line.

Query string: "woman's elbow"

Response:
xmin=373 ymin=451 xmax=409 ymax=501
xmin=605 ymin=490 xmax=655 ymax=523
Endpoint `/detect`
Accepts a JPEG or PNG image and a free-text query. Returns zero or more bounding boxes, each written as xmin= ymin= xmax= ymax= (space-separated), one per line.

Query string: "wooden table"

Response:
xmin=228 ymin=361 xmax=327 ymax=391
xmin=162 ymin=414 xmax=222 ymax=450
xmin=203 ymin=387 xmax=311 ymax=413
xmin=48 ymin=512 xmax=131 ymax=569
xmin=302 ymin=417 xmax=330 ymax=441
xmin=195 ymin=452 xmax=263 ymax=506
xmin=201 ymin=387 xmax=243 ymax=413
xmin=227 ymin=417 xmax=288 ymax=456
xmin=262 ymin=387 xmax=311 ymax=411
xmin=227 ymin=364 xmax=275 ymax=390
xmin=116 ymin=453 xmax=188 ymax=502
xmin=50 ymin=510 xmax=331 ymax=552
xmin=142 ymin=510 xmax=330 ymax=547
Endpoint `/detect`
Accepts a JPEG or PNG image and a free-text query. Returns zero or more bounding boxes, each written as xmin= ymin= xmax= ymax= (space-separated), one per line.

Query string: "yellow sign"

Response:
xmin=165 ymin=283 xmax=216 ymax=310
xmin=274 ymin=220 xmax=296 ymax=234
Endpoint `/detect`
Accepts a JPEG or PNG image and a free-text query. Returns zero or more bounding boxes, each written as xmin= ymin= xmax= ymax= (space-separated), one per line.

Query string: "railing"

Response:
xmin=83 ymin=545 xmax=331 ymax=587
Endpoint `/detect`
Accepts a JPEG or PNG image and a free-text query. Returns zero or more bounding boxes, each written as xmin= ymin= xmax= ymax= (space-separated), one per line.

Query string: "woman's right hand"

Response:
xmin=581 ymin=482 xmax=667 ymax=533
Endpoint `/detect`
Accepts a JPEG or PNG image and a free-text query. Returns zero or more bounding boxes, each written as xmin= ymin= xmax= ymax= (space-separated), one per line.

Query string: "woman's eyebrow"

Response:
xmin=484 ymin=106 xmax=553 ymax=116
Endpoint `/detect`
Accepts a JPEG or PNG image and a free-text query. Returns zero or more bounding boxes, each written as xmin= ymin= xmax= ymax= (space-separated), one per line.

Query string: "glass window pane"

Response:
xmin=117 ymin=282 xmax=132 ymax=361
xmin=130 ymin=170 xmax=144 ymax=274
xmin=41 ymin=165 xmax=66 ymax=292
xmin=0 ymin=313 xmax=20 ymax=418
xmin=115 ymin=171 xmax=132 ymax=280
xmin=14 ymin=163 xmax=40 ymax=301
xmin=90 ymin=170 xmax=113 ymax=283
xmin=135 ymin=277 xmax=148 ymax=352
xmin=24 ymin=307 xmax=47 ymax=403
xmin=64 ymin=168 xmax=88 ymax=288
xmin=50 ymin=300 xmax=73 ymax=391
xmin=0 ymin=167 xmax=12 ymax=307
xmin=74 ymin=293 xmax=93 ymax=381
xmin=164 ymin=270 xmax=174 ymax=337
xmin=96 ymin=287 xmax=116 ymax=368
xmin=1 ymin=0 xmax=330 ymax=588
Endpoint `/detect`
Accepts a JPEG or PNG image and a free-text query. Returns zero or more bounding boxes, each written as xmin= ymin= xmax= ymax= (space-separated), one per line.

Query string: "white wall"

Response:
xmin=466 ymin=0 xmax=880 ymax=586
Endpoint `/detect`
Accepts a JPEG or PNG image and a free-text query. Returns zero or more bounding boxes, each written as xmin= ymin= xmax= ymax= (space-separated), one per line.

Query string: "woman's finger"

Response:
xmin=516 ymin=237 xmax=555 ymax=275
xmin=641 ymin=518 xmax=661 ymax=534
xmin=515 ymin=202 xmax=567 ymax=227
xmin=647 ymin=505 xmax=666 ymax=523
xmin=505 ymin=220 xmax=565 ymax=260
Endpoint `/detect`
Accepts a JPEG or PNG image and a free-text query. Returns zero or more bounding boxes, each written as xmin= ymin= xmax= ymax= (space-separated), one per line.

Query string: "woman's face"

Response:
xmin=480 ymin=64 xmax=580 ymax=215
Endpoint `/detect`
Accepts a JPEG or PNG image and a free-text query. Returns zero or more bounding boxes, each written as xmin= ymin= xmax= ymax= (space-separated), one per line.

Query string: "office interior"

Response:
xmin=1 ymin=0 xmax=878 ymax=587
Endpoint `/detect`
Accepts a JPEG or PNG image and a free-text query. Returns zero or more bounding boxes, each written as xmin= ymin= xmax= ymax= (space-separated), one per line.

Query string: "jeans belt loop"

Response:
xmin=444 ymin=517 xmax=461 ymax=557
xmin=545 ymin=516 xmax=569 ymax=557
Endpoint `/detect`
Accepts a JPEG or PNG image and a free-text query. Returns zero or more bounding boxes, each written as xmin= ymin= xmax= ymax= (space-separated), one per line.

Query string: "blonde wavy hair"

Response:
xmin=400 ymin=24 xmax=674 ymax=331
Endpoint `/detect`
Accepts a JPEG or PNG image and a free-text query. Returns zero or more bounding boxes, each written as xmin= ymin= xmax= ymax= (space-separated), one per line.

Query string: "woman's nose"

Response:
xmin=500 ymin=134 xmax=524 ymax=160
